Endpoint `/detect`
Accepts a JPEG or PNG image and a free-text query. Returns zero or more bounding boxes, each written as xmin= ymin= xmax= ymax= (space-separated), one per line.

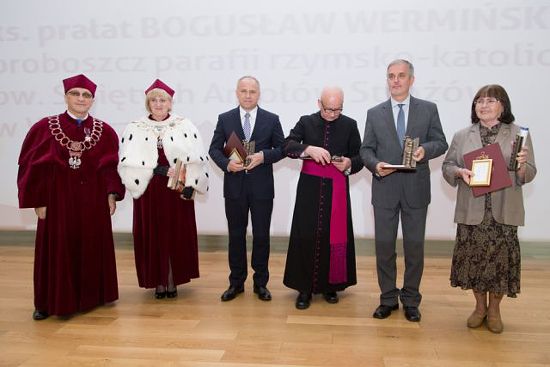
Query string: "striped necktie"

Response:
xmin=243 ymin=112 xmax=251 ymax=141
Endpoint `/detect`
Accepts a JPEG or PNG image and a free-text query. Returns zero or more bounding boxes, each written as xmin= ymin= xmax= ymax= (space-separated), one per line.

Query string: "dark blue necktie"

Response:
xmin=397 ymin=104 xmax=405 ymax=147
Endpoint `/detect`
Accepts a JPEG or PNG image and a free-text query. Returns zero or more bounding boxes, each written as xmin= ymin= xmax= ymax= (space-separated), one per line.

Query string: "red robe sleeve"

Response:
xmin=17 ymin=118 xmax=62 ymax=208
xmin=97 ymin=122 xmax=125 ymax=201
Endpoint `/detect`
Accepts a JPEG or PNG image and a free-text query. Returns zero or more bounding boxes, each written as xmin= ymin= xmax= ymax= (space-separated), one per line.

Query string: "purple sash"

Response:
xmin=302 ymin=160 xmax=347 ymax=284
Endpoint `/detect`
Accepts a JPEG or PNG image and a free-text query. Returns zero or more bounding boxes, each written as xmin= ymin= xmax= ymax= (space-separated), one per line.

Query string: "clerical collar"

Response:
xmin=67 ymin=110 xmax=89 ymax=123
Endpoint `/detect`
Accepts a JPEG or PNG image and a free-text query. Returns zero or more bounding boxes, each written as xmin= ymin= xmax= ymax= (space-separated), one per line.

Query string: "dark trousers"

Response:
xmin=374 ymin=202 xmax=427 ymax=307
xmin=224 ymin=184 xmax=273 ymax=288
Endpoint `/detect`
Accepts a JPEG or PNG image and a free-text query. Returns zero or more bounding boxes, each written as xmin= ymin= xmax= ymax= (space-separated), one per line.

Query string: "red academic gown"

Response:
xmin=132 ymin=148 xmax=199 ymax=288
xmin=17 ymin=111 xmax=125 ymax=316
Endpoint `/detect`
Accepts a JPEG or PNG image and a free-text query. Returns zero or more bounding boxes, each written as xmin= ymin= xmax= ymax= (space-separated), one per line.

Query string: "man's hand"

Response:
xmin=227 ymin=160 xmax=245 ymax=173
xmin=244 ymin=152 xmax=264 ymax=171
xmin=412 ymin=146 xmax=425 ymax=162
xmin=108 ymin=194 xmax=117 ymax=216
xmin=333 ymin=157 xmax=351 ymax=172
xmin=34 ymin=207 xmax=46 ymax=220
xmin=305 ymin=146 xmax=331 ymax=165
xmin=376 ymin=162 xmax=397 ymax=177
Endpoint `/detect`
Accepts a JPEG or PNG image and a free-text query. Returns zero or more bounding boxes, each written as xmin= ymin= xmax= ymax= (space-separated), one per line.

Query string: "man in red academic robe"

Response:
xmin=17 ymin=74 xmax=125 ymax=320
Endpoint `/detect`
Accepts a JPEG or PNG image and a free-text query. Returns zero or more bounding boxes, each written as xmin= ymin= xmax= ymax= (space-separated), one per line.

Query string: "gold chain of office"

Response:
xmin=48 ymin=115 xmax=104 ymax=169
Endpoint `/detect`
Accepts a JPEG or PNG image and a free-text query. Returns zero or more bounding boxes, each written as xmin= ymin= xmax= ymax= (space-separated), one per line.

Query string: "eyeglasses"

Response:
xmin=67 ymin=90 xmax=93 ymax=99
xmin=319 ymin=101 xmax=343 ymax=114
xmin=475 ymin=98 xmax=498 ymax=106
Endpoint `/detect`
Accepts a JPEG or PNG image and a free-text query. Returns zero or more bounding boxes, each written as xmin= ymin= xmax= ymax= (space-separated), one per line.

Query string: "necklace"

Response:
xmin=48 ymin=115 xmax=103 ymax=169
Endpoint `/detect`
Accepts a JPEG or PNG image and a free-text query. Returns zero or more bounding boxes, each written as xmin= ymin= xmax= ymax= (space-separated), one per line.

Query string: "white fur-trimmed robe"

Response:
xmin=118 ymin=114 xmax=209 ymax=199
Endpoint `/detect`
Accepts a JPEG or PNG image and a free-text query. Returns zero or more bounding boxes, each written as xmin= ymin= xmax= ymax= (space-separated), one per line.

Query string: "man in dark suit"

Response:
xmin=360 ymin=60 xmax=448 ymax=322
xmin=209 ymin=76 xmax=285 ymax=302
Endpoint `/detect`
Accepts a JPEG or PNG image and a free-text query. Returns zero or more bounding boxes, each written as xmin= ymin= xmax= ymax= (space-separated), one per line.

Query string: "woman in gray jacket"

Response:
xmin=442 ymin=84 xmax=536 ymax=333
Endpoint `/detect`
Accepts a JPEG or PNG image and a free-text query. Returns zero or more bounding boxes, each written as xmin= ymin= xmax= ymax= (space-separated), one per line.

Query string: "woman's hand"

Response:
xmin=456 ymin=167 xmax=473 ymax=184
xmin=34 ymin=207 xmax=46 ymax=220
xmin=108 ymin=194 xmax=117 ymax=215
xmin=516 ymin=145 xmax=529 ymax=182
xmin=516 ymin=145 xmax=529 ymax=166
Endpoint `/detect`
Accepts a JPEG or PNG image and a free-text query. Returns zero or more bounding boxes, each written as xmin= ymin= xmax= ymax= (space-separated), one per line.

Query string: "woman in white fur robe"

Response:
xmin=118 ymin=80 xmax=208 ymax=299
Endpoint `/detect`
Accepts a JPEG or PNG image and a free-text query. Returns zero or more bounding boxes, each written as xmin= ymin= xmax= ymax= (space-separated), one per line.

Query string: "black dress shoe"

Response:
xmin=404 ymin=306 xmax=421 ymax=322
xmin=155 ymin=290 xmax=166 ymax=299
xmin=166 ymin=289 xmax=178 ymax=298
xmin=253 ymin=285 xmax=272 ymax=301
xmin=32 ymin=309 xmax=49 ymax=320
xmin=323 ymin=291 xmax=339 ymax=304
xmin=221 ymin=285 xmax=244 ymax=302
xmin=295 ymin=292 xmax=312 ymax=310
xmin=372 ymin=304 xmax=399 ymax=319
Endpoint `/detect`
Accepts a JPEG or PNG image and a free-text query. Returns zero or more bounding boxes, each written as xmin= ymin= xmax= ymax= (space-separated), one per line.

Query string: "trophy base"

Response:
xmin=382 ymin=164 xmax=416 ymax=171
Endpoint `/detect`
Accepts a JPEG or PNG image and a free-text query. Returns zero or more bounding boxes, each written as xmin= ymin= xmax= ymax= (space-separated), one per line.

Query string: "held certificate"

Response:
xmin=469 ymin=158 xmax=492 ymax=186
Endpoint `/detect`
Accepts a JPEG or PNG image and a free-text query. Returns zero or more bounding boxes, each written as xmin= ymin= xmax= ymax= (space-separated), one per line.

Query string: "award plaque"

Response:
xmin=402 ymin=136 xmax=420 ymax=169
xmin=167 ymin=158 xmax=186 ymax=192
xmin=223 ymin=132 xmax=247 ymax=164
xmin=382 ymin=136 xmax=419 ymax=170
xmin=470 ymin=157 xmax=492 ymax=187
xmin=301 ymin=155 xmax=344 ymax=162
xmin=463 ymin=143 xmax=512 ymax=196
xmin=242 ymin=140 xmax=255 ymax=167
xmin=508 ymin=126 xmax=529 ymax=171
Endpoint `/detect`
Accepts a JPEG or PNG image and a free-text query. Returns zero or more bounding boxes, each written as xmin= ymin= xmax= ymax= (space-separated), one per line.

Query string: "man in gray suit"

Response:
xmin=360 ymin=59 xmax=448 ymax=322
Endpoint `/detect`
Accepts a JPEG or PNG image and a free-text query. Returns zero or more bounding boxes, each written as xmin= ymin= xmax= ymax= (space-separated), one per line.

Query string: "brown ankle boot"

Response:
xmin=467 ymin=310 xmax=487 ymax=328
xmin=487 ymin=312 xmax=503 ymax=333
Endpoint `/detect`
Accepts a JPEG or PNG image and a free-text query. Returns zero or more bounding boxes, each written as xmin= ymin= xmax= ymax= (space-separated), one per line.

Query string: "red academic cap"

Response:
xmin=63 ymin=74 xmax=97 ymax=97
xmin=145 ymin=79 xmax=175 ymax=97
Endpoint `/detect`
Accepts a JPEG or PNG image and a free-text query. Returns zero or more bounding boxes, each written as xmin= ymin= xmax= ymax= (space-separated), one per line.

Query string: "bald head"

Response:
xmin=318 ymin=87 xmax=344 ymax=122
xmin=320 ymin=87 xmax=344 ymax=104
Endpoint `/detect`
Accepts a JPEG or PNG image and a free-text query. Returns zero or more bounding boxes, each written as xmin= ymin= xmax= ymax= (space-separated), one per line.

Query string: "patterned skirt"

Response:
xmin=450 ymin=196 xmax=521 ymax=297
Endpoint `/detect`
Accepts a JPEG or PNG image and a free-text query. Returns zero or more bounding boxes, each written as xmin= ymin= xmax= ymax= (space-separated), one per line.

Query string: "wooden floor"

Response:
xmin=1 ymin=244 xmax=550 ymax=367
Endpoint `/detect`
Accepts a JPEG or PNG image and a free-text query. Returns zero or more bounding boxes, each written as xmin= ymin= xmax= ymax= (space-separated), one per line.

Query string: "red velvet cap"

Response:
xmin=63 ymin=74 xmax=97 ymax=97
xmin=145 ymin=79 xmax=175 ymax=97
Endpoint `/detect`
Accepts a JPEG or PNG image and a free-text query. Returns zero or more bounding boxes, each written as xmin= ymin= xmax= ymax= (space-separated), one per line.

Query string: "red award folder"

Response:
xmin=463 ymin=143 xmax=513 ymax=197
xmin=223 ymin=132 xmax=247 ymax=163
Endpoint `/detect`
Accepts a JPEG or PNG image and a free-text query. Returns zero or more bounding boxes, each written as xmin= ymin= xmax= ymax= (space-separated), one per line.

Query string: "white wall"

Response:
xmin=1 ymin=0 xmax=548 ymax=240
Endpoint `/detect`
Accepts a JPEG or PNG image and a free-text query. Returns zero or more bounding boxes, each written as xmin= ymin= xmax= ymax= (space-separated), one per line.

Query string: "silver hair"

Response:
xmin=387 ymin=59 xmax=414 ymax=77
xmin=237 ymin=75 xmax=260 ymax=89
